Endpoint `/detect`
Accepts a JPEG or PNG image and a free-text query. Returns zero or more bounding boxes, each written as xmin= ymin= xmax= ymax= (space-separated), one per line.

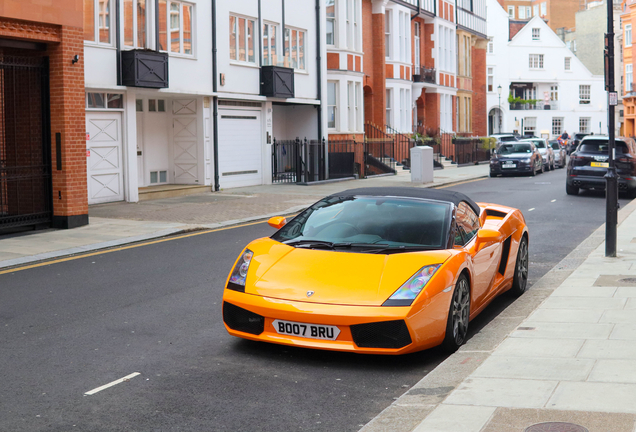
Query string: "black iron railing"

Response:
xmin=413 ymin=66 xmax=436 ymax=84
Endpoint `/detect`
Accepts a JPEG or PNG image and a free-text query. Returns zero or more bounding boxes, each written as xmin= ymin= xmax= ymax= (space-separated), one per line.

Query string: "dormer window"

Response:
xmin=532 ymin=28 xmax=540 ymax=40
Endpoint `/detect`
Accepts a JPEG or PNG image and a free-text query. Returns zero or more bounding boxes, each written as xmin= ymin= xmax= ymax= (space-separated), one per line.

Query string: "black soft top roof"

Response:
xmin=328 ymin=187 xmax=481 ymax=215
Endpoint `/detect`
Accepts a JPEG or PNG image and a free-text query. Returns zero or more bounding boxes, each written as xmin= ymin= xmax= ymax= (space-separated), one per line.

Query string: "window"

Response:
xmin=573 ymin=40 xmax=577 ymax=52
xmin=550 ymin=85 xmax=558 ymax=101
xmin=162 ymin=1 xmax=193 ymax=55
xmin=579 ymin=85 xmax=591 ymax=104
xmin=148 ymin=99 xmax=166 ymax=112
xmin=123 ymin=0 xmax=148 ymax=48
xmin=326 ymin=0 xmax=336 ymax=45
xmin=86 ymin=93 xmax=123 ymax=109
xmin=346 ymin=0 xmax=352 ymax=48
xmin=487 ymin=67 xmax=494 ymax=92
xmin=565 ymin=57 xmax=571 ymax=71
xmin=626 ymin=64 xmax=633 ymax=94
xmin=285 ymin=28 xmax=306 ymax=70
xmin=508 ymin=6 xmax=515 ymax=18
xmin=136 ymin=99 xmax=143 ymax=112
xmin=579 ymin=117 xmax=590 ymax=134
xmin=529 ymin=54 xmax=544 ymax=69
xmin=386 ymin=89 xmax=392 ymax=127
xmin=84 ymin=0 xmax=112 ymax=44
xmin=355 ymin=82 xmax=361 ymax=132
xmin=262 ymin=22 xmax=279 ymax=66
xmin=348 ymin=81 xmax=353 ymax=131
xmin=230 ymin=15 xmax=255 ymax=63
xmin=353 ymin=0 xmax=360 ymax=51
xmin=398 ymin=11 xmax=409 ymax=62
xmin=533 ymin=5 xmax=539 ymax=16
xmin=626 ymin=24 xmax=632 ymax=47
xmin=487 ymin=40 xmax=494 ymax=54
xmin=566 ymin=41 xmax=571 ymax=50
xmin=463 ymin=35 xmax=471 ymax=76
xmin=385 ymin=10 xmax=391 ymax=59
xmin=414 ymin=22 xmax=421 ymax=68
xmin=519 ymin=6 xmax=526 ymax=19
xmin=524 ymin=117 xmax=537 ymax=136
xmin=525 ymin=6 xmax=531 ymax=18
xmin=532 ymin=28 xmax=540 ymax=40
xmin=552 ymin=117 xmax=563 ymax=136
xmin=454 ymin=202 xmax=480 ymax=246
xmin=540 ymin=2 xmax=546 ymax=16
xmin=328 ymin=81 xmax=337 ymax=129
xmin=150 ymin=170 xmax=168 ymax=184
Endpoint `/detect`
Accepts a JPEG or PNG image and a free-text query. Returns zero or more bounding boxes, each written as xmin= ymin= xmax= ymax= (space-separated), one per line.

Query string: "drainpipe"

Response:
xmin=258 ymin=0 xmax=263 ymax=66
xmin=116 ymin=0 xmax=121 ymax=85
xmin=155 ymin=0 xmax=160 ymax=50
xmin=411 ymin=0 xmax=421 ymax=20
xmin=315 ymin=0 xmax=324 ymax=178
xmin=212 ymin=0 xmax=220 ymax=191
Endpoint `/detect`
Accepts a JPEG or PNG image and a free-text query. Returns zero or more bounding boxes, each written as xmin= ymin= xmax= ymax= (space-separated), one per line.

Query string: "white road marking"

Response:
xmin=84 ymin=372 xmax=140 ymax=396
xmin=551 ymin=199 xmax=557 ymax=202
xmin=528 ymin=208 xmax=535 ymax=212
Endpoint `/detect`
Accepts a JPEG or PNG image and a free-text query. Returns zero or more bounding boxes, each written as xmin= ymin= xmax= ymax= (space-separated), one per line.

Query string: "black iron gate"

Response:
xmin=0 ymin=56 xmax=52 ymax=230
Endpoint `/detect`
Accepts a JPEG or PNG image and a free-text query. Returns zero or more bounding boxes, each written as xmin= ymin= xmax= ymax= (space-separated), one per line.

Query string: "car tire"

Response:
xmin=509 ymin=236 xmax=529 ymax=297
xmin=550 ymin=160 xmax=555 ymax=171
xmin=489 ymin=171 xmax=495 ymax=178
xmin=442 ymin=274 xmax=470 ymax=353
xmin=566 ymin=183 xmax=579 ymax=195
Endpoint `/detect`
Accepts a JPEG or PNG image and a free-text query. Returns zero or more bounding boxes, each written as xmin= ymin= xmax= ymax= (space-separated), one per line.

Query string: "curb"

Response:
xmin=360 ymin=197 xmax=636 ymax=432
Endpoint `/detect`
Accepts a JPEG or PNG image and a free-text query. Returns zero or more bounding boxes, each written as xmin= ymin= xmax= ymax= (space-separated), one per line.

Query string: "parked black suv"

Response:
xmin=566 ymin=136 xmax=636 ymax=198
xmin=566 ymin=133 xmax=588 ymax=155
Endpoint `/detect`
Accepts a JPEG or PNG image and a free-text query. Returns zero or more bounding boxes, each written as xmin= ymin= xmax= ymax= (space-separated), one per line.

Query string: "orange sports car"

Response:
xmin=222 ymin=187 xmax=529 ymax=354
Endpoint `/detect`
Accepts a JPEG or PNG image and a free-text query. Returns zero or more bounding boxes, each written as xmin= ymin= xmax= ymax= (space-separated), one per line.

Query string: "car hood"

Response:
xmin=243 ymin=238 xmax=452 ymax=306
xmin=537 ymin=148 xmax=548 ymax=155
xmin=498 ymin=153 xmax=532 ymax=159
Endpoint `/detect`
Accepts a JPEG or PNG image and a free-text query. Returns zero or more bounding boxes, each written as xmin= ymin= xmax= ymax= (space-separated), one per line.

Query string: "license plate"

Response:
xmin=591 ymin=162 xmax=609 ymax=168
xmin=502 ymin=163 xmax=517 ymax=168
xmin=272 ymin=319 xmax=340 ymax=340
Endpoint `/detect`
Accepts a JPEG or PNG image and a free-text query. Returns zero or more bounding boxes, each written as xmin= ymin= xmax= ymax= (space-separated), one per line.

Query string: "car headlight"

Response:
xmin=490 ymin=159 xmax=498 ymax=164
xmin=522 ymin=158 xmax=532 ymax=163
xmin=227 ymin=249 xmax=254 ymax=292
xmin=383 ymin=264 xmax=441 ymax=306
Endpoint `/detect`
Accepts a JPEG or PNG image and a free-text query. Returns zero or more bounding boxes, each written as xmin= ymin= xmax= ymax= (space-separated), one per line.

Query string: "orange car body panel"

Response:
xmin=222 ymin=202 xmax=528 ymax=355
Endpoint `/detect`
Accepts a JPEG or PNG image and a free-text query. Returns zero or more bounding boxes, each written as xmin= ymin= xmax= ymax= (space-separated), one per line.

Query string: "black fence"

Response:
xmin=451 ymin=137 xmax=491 ymax=166
xmin=0 ymin=56 xmax=52 ymax=231
xmin=272 ymin=138 xmax=326 ymax=184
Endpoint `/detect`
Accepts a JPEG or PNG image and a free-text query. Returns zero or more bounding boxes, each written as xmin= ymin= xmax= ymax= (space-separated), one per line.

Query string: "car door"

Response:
xmin=455 ymin=202 xmax=501 ymax=309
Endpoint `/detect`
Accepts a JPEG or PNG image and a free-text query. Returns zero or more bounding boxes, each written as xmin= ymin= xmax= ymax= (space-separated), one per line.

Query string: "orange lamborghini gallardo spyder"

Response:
xmin=222 ymin=187 xmax=529 ymax=354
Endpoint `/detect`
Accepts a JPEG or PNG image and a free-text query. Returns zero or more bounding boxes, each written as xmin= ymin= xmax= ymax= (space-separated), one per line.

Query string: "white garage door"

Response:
xmin=218 ymin=110 xmax=262 ymax=188
xmin=86 ymin=112 xmax=124 ymax=204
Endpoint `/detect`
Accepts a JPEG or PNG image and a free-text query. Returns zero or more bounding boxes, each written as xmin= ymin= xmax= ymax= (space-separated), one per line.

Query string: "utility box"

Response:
xmin=410 ymin=146 xmax=434 ymax=184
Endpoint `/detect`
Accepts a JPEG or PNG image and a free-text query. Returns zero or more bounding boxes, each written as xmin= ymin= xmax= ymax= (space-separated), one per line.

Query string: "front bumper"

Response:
xmin=490 ymin=160 xmax=534 ymax=174
xmin=221 ymin=289 xmax=450 ymax=355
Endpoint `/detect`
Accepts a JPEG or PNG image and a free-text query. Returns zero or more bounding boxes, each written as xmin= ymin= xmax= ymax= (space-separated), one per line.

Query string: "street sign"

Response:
xmin=609 ymin=92 xmax=618 ymax=106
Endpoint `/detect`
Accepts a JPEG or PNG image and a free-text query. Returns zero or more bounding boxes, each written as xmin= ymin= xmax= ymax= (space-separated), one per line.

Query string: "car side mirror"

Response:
xmin=268 ymin=216 xmax=287 ymax=229
xmin=476 ymin=228 xmax=503 ymax=244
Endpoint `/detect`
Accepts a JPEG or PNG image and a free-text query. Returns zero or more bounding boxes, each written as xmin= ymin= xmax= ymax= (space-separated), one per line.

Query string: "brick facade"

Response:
xmin=472 ymin=44 xmax=488 ymax=136
xmin=0 ymin=5 xmax=87 ymax=229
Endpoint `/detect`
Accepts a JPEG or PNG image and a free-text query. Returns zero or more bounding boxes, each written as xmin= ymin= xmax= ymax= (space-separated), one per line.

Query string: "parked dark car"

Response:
xmin=490 ymin=142 xmax=543 ymax=177
xmin=566 ymin=133 xmax=589 ymax=155
xmin=549 ymin=140 xmax=566 ymax=168
xmin=566 ymin=136 xmax=636 ymax=198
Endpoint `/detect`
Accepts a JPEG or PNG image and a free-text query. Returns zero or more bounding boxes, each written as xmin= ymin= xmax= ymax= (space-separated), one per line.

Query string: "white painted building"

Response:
xmin=84 ymin=0 xmax=326 ymax=204
xmin=486 ymin=0 xmax=606 ymax=139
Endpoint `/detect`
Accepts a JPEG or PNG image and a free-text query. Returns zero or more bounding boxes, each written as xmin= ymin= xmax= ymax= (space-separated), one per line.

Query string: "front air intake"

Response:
xmin=350 ymin=320 xmax=412 ymax=349
xmin=223 ymin=302 xmax=265 ymax=335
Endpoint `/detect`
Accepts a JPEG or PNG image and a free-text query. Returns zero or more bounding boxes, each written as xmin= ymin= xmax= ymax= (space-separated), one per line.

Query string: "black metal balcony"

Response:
xmin=121 ymin=49 xmax=169 ymax=88
xmin=260 ymin=66 xmax=295 ymax=98
xmin=413 ymin=66 xmax=436 ymax=84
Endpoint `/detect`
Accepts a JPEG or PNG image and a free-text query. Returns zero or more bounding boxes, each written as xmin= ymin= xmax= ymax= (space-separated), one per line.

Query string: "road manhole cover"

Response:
xmin=524 ymin=422 xmax=589 ymax=432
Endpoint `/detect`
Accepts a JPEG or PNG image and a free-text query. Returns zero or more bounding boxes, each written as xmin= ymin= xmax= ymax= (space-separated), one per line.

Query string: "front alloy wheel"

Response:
xmin=442 ymin=275 xmax=470 ymax=352
xmin=510 ymin=236 xmax=529 ymax=297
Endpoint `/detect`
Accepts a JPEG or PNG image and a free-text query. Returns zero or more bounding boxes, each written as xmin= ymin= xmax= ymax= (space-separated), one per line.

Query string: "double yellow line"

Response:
xmin=0 ymin=220 xmax=266 ymax=276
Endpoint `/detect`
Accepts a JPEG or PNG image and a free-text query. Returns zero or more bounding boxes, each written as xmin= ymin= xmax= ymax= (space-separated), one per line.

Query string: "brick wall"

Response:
xmin=472 ymin=45 xmax=488 ymax=137
xmin=363 ymin=0 xmax=386 ymax=127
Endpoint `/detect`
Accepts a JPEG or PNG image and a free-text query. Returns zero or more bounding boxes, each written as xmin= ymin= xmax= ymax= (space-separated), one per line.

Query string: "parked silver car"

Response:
xmin=549 ymin=140 xmax=566 ymax=168
xmin=521 ymin=138 xmax=554 ymax=171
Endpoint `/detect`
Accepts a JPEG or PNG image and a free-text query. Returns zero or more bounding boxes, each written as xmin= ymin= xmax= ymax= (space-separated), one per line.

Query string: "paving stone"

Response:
xmin=578 ymin=339 xmax=636 ymax=360
xmin=509 ymin=322 xmax=614 ymax=340
xmin=541 ymin=296 xmax=627 ymax=310
xmin=610 ymin=324 xmax=636 ymax=340
xmin=471 ymin=356 xmax=595 ymax=381
xmin=444 ymin=378 xmax=558 ymax=408
xmin=548 ymin=382 xmax=636 ymax=413
xmin=526 ymin=308 xmax=604 ymax=323
xmin=492 ymin=338 xmax=584 ymax=358
xmin=588 ymin=360 xmax=636 ymax=383
xmin=412 ymin=404 xmax=496 ymax=432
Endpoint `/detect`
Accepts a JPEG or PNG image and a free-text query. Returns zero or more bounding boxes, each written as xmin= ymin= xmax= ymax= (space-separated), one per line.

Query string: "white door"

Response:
xmin=86 ymin=112 xmax=124 ymax=204
xmin=172 ymin=99 xmax=199 ymax=184
xmin=218 ymin=110 xmax=262 ymax=188
xmin=136 ymin=112 xmax=144 ymax=186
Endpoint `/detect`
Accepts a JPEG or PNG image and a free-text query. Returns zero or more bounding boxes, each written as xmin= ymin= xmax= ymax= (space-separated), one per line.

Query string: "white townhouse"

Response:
xmin=486 ymin=0 xmax=606 ymax=139
xmin=83 ymin=0 xmax=327 ymax=204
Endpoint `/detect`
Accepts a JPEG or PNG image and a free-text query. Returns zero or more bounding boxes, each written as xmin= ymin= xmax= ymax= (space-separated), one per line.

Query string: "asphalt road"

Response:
xmin=0 ymin=167 xmax=630 ymax=432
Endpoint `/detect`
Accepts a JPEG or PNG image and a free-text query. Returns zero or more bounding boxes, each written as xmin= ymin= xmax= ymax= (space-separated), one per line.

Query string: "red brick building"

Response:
xmin=0 ymin=0 xmax=88 ymax=232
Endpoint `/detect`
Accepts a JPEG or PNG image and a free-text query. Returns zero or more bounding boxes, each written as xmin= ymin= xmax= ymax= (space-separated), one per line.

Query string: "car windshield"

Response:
xmin=531 ymin=141 xmax=546 ymax=149
xmin=499 ymin=136 xmax=518 ymax=142
xmin=498 ymin=143 xmax=532 ymax=154
xmin=578 ymin=139 xmax=629 ymax=154
xmin=271 ymin=196 xmax=450 ymax=251
xmin=550 ymin=142 xmax=560 ymax=150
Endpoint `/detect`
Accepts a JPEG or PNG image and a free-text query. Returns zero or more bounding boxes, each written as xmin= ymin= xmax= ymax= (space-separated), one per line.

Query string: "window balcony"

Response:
xmin=413 ymin=66 xmax=436 ymax=84
xmin=120 ymin=50 xmax=169 ymax=89
xmin=260 ymin=66 xmax=295 ymax=98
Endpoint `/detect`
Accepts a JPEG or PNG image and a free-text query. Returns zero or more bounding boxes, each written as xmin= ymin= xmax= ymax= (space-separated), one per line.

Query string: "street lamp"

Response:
xmin=497 ymin=85 xmax=502 ymax=133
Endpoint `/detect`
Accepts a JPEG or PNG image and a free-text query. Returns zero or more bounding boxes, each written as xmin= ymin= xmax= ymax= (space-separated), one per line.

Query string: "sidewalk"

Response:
xmin=363 ymin=198 xmax=636 ymax=432
xmin=0 ymin=164 xmax=488 ymax=269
